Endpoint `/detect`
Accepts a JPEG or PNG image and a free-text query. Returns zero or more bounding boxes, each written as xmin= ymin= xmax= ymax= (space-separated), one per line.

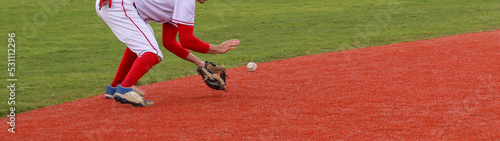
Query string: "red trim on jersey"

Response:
xmin=172 ymin=19 xmax=194 ymax=25
xmin=122 ymin=0 xmax=159 ymax=55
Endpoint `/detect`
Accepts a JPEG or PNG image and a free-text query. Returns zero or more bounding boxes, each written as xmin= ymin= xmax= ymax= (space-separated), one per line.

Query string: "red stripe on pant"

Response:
xmin=122 ymin=0 xmax=159 ymax=55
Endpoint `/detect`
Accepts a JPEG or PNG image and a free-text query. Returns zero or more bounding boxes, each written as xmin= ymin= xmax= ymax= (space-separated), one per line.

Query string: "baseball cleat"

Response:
xmin=114 ymin=85 xmax=154 ymax=106
xmin=104 ymin=85 xmax=116 ymax=99
xmin=131 ymin=86 xmax=145 ymax=97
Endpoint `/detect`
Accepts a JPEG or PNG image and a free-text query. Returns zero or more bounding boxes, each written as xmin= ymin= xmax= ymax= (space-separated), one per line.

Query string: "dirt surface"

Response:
xmin=1 ymin=30 xmax=499 ymax=140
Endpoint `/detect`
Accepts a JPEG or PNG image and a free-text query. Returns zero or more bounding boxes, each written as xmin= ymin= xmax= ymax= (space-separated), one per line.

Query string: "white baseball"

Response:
xmin=247 ymin=62 xmax=257 ymax=72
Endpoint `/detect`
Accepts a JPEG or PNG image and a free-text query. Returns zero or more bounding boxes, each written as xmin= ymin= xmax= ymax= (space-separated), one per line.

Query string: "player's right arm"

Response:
xmin=206 ymin=39 xmax=240 ymax=54
xmin=171 ymin=0 xmax=240 ymax=54
xmin=177 ymin=24 xmax=240 ymax=54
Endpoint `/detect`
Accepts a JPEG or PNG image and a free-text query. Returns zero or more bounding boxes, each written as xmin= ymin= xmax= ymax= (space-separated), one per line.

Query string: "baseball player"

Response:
xmin=96 ymin=0 xmax=240 ymax=106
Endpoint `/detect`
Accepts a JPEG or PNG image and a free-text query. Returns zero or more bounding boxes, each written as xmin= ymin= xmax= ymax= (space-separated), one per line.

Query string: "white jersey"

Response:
xmin=134 ymin=0 xmax=197 ymax=26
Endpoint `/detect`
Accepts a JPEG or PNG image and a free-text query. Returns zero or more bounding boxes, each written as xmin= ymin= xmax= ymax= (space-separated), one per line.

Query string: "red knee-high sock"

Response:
xmin=120 ymin=52 xmax=160 ymax=87
xmin=111 ymin=47 xmax=138 ymax=87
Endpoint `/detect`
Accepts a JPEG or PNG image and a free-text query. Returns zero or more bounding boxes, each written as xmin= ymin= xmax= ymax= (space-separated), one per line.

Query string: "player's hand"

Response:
xmin=208 ymin=39 xmax=240 ymax=54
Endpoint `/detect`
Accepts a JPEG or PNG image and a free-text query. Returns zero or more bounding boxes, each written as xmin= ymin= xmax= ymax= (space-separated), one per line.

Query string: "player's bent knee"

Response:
xmin=141 ymin=52 xmax=161 ymax=64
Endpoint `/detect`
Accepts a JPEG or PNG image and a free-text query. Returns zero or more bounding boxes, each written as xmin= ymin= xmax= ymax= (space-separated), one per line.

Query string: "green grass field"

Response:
xmin=1 ymin=0 xmax=499 ymax=115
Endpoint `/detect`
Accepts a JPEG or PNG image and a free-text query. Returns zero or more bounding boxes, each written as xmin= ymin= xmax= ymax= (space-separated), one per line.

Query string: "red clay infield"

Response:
xmin=2 ymin=30 xmax=499 ymax=140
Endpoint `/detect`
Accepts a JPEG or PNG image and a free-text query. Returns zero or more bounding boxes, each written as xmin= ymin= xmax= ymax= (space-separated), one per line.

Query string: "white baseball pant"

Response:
xmin=95 ymin=0 xmax=163 ymax=60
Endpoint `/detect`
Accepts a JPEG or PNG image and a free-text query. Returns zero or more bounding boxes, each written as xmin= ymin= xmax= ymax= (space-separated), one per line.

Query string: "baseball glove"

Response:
xmin=197 ymin=61 xmax=227 ymax=91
